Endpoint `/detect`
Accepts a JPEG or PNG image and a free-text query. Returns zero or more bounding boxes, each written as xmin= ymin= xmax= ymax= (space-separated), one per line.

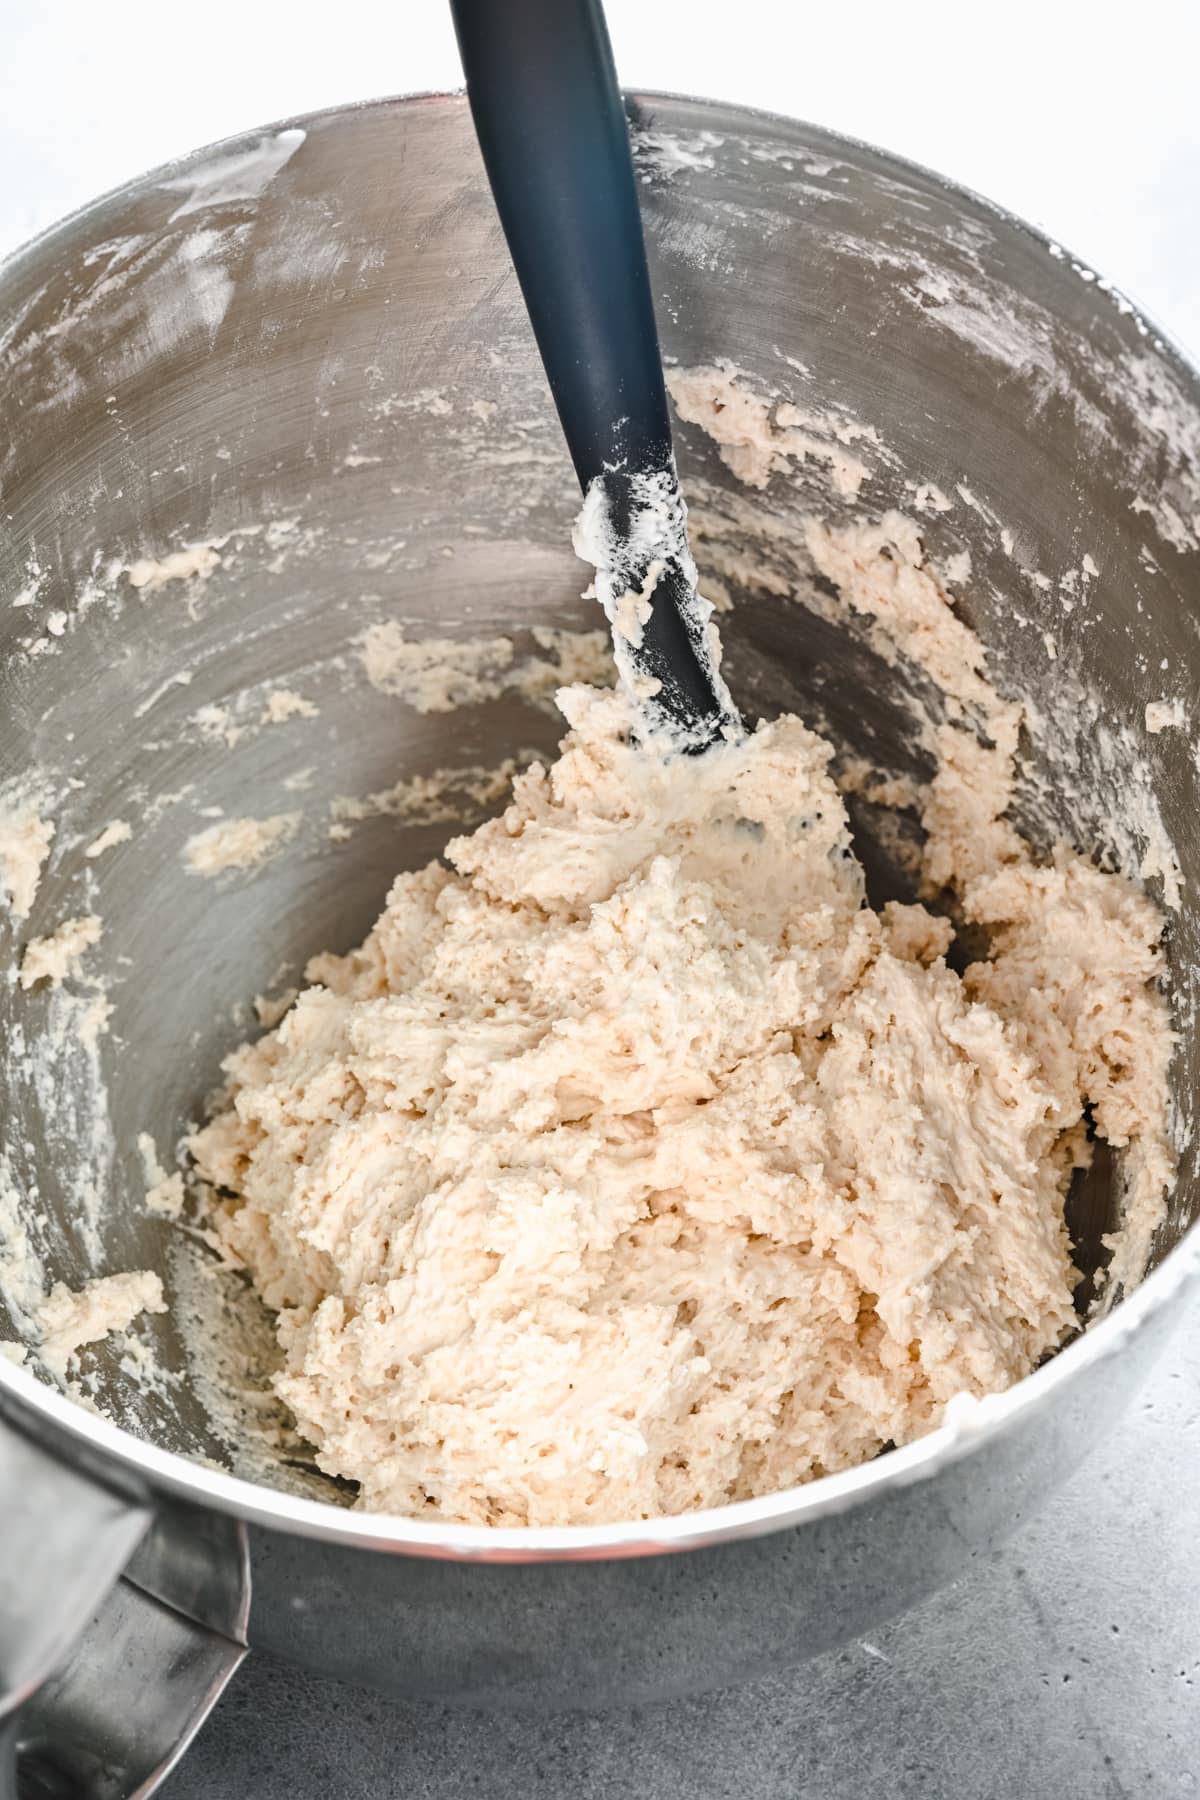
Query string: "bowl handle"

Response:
xmin=0 ymin=1413 xmax=246 ymax=1799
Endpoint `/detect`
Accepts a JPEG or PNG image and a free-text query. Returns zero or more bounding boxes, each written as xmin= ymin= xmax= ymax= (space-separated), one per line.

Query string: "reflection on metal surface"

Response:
xmin=0 ymin=1419 xmax=248 ymax=1800
xmin=0 ymin=1420 xmax=151 ymax=1724
xmin=13 ymin=1578 xmax=245 ymax=1800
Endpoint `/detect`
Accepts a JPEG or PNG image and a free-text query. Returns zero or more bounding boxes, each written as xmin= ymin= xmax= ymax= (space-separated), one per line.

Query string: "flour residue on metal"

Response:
xmin=157 ymin=128 xmax=306 ymax=223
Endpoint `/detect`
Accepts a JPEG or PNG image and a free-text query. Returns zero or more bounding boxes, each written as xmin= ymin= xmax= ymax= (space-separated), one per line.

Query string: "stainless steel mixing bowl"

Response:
xmin=1 ymin=92 xmax=1198 ymax=1799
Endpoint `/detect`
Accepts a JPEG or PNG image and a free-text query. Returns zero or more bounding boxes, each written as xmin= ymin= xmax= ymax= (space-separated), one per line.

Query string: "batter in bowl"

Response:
xmin=189 ymin=479 xmax=1175 ymax=1528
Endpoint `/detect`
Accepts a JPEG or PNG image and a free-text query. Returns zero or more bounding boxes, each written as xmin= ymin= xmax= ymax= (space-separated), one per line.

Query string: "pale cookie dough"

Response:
xmin=191 ymin=512 xmax=1174 ymax=1525
xmin=19 ymin=914 xmax=102 ymax=990
xmin=0 ymin=800 xmax=54 ymax=919
xmin=184 ymin=811 xmax=301 ymax=878
xmin=35 ymin=1271 xmax=166 ymax=1382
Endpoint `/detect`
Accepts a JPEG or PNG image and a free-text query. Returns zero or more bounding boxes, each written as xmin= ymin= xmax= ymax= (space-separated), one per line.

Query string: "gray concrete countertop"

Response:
xmin=166 ymin=1312 xmax=1200 ymax=1799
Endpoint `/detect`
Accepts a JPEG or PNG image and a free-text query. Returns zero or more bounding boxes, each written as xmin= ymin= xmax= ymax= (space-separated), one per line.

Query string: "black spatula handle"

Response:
xmin=450 ymin=0 xmax=672 ymax=489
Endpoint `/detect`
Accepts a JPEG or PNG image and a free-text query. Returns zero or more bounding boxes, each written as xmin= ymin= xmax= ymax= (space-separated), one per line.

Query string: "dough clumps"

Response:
xmin=184 ymin=812 xmax=301 ymax=877
xmin=192 ymin=552 xmax=1173 ymax=1523
xmin=19 ymin=914 xmax=102 ymax=990
xmin=0 ymin=801 xmax=54 ymax=919
xmin=35 ymin=1271 xmax=166 ymax=1381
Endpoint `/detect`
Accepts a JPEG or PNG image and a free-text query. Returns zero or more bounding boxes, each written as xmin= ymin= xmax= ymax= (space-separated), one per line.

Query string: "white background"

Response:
xmin=2 ymin=0 xmax=1198 ymax=351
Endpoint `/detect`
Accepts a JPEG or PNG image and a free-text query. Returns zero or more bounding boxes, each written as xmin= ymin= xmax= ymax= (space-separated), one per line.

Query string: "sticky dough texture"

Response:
xmin=192 ymin=515 xmax=1174 ymax=1526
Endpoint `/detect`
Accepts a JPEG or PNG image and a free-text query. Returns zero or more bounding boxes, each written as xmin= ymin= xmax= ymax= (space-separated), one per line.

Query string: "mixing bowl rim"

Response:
xmin=1 ymin=89 xmax=1197 ymax=1563
xmin=3 ymin=1230 xmax=1195 ymax=1559
xmin=3 ymin=86 xmax=1196 ymax=375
